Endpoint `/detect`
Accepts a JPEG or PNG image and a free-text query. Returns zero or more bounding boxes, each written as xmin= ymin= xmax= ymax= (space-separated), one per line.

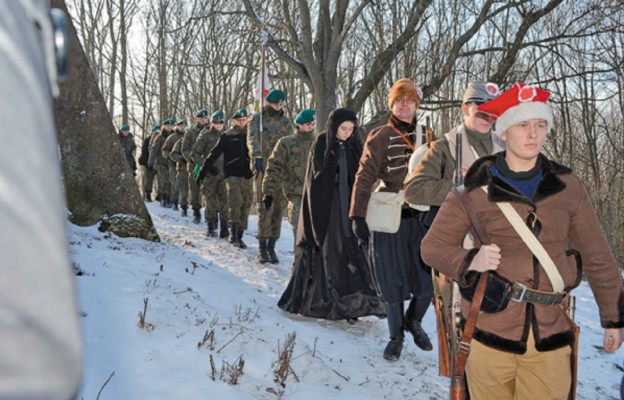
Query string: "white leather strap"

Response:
xmin=481 ymin=186 xmax=565 ymax=292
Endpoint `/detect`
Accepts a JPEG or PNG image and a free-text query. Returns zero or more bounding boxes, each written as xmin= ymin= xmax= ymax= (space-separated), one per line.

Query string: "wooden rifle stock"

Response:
xmin=433 ymin=271 xmax=451 ymax=377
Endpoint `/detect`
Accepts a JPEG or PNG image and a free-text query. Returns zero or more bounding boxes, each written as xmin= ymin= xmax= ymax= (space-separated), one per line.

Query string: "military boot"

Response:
xmin=219 ymin=218 xmax=229 ymax=239
xmin=228 ymin=225 xmax=237 ymax=244
xmin=144 ymin=193 xmax=152 ymax=202
xmin=383 ymin=302 xmax=405 ymax=361
xmin=160 ymin=194 xmax=167 ymax=208
xmin=258 ymin=239 xmax=269 ymax=264
xmin=404 ymin=297 xmax=433 ymax=351
xmin=192 ymin=208 xmax=201 ymax=224
xmin=181 ymin=205 xmax=188 ymax=217
xmin=267 ymin=239 xmax=279 ymax=264
xmin=235 ymin=228 xmax=247 ymax=249
xmin=172 ymin=199 xmax=179 ymax=211
xmin=206 ymin=220 xmax=218 ymax=238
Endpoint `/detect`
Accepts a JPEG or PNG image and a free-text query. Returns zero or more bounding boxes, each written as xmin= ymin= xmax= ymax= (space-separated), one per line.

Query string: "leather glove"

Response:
xmin=208 ymin=166 xmax=219 ymax=176
xmin=195 ymin=167 xmax=206 ymax=184
xmin=262 ymin=194 xmax=273 ymax=210
xmin=254 ymin=157 xmax=264 ymax=173
xmin=351 ymin=216 xmax=370 ymax=242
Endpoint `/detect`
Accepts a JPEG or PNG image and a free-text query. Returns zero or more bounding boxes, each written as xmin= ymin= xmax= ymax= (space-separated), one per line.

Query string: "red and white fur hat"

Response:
xmin=477 ymin=83 xmax=553 ymax=137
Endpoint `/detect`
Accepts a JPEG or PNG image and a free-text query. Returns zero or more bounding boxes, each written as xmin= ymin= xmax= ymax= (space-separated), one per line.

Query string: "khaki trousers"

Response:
xmin=466 ymin=328 xmax=572 ymax=400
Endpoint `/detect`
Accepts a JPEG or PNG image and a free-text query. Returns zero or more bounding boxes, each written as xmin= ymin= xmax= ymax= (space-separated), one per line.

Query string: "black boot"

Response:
xmin=160 ymin=194 xmax=167 ymax=208
xmin=228 ymin=225 xmax=237 ymax=244
xmin=383 ymin=302 xmax=404 ymax=361
xmin=145 ymin=193 xmax=152 ymax=202
xmin=236 ymin=228 xmax=247 ymax=249
xmin=404 ymin=296 xmax=433 ymax=351
xmin=267 ymin=239 xmax=279 ymax=264
xmin=192 ymin=208 xmax=201 ymax=224
xmin=258 ymin=239 xmax=269 ymax=264
xmin=172 ymin=199 xmax=179 ymax=211
xmin=181 ymin=205 xmax=188 ymax=217
xmin=219 ymin=218 xmax=229 ymax=239
xmin=206 ymin=220 xmax=217 ymax=237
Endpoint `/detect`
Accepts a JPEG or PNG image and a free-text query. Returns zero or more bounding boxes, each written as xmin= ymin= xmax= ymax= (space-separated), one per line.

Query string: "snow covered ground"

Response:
xmin=70 ymin=202 xmax=623 ymax=399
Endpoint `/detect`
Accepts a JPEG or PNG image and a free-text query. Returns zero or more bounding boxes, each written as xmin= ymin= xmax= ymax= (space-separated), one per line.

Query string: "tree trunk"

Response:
xmin=52 ymin=0 xmax=159 ymax=242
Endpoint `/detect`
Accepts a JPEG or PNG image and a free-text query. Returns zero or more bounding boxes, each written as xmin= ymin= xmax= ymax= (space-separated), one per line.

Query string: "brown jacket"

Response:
xmin=350 ymin=122 xmax=418 ymax=218
xmin=421 ymin=154 xmax=624 ymax=354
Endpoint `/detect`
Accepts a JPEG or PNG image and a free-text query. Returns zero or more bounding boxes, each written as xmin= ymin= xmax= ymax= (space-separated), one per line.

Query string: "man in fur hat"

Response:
xmin=350 ymin=78 xmax=433 ymax=361
xmin=421 ymin=83 xmax=624 ymax=399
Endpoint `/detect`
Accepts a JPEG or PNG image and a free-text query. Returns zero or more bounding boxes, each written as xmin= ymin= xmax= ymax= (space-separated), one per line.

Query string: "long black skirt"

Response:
xmin=278 ymin=195 xmax=385 ymax=320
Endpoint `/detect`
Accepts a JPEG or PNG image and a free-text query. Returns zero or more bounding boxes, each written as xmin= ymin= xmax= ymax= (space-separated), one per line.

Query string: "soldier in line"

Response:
xmin=247 ymin=89 xmax=294 ymax=263
xmin=118 ymin=124 xmax=137 ymax=176
xmin=183 ymin=109 xmax=210 ymax=223
xmin=138 ymin=124 xmax=160 ymax=202
xmin=149 ymin=119 xmax=175 ymax=207
xmin=162 ymin=119 xmax=186 ymax=211
xmin=192 ymin=111 xmax=229 ymax=238
xmin=170 ymin=126 xmax=189 ymax=216
xmin=197 ymin=108 xmax=254 ymax=248
xmin=261 ymin=109 xmax=315 ymax=263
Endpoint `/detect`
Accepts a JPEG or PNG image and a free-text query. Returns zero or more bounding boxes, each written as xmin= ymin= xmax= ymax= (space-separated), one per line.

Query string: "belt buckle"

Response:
xmin=511 ymin=282 xmax=527 ymax=303
xmin=552 ymin=291 xmax=567 ymax=305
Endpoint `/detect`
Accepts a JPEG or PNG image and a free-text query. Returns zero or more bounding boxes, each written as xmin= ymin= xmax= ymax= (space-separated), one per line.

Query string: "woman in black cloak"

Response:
xmin=277 ymin=108 xmax=385 ymax=321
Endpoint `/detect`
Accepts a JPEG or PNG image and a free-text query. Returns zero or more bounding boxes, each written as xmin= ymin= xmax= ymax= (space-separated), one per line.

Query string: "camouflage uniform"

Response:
xmin=169 ymin=137 xmax=188 ymax=212
xmin=199 ymin=124 xmax=253 ymax=239
xmin=148 ymin=129 xmax=171 ymax=204
xmin=247 ymin=108 xmax=294 ymax=240
xmin=192 ymin=126 xmax=228 ymax=231
xmin=182 ymin=123 xmax=206 ymax=214
xmin=262 ymin=127 xmax=314 ymax=242
xmin=139 ymin=130 xmax=159 ymax=200
xmin=118 ymin=132 xmax=137 ymax=175
xmin=162 ymin=129 xmax=184 ymax=209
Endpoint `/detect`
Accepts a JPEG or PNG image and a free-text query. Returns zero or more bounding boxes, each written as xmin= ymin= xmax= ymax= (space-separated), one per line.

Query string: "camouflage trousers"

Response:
xmin=287 ymin=195 xmax=302 ymax=239
xmin=141 ymin=165 xmax=156 ymax=199
xmin=177 ymin=164 xmax=188 ymax=207
xmin=168 ymin=162 xmax=178 ymax=201
xmin=225 ymin=176 xmax=253 ymax=230
xmin=202 ymin=173 xmax=227 ymax=223
xmin=155 ymin=163 xmax=170 ymax=196
xmin=257 ymin=192 xmax=286 ymax=240
xmin=187 ymin=163 xmax=201 ymax=209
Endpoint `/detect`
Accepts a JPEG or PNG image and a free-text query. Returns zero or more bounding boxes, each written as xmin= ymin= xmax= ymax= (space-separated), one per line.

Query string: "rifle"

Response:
xmin=255 ymin=30 xmax=267 ymax=211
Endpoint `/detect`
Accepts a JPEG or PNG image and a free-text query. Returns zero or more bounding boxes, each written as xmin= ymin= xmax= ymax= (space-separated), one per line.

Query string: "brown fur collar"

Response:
xmin=463 ymin=153 xmax=572 ymax=207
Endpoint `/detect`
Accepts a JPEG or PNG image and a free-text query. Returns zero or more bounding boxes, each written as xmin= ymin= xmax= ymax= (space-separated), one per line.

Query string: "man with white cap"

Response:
xmin=421 ymin=83 xmax=624 ymax=400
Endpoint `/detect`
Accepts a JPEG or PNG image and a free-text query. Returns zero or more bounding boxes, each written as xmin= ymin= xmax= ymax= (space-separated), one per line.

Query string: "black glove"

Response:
xmin=351 ymin=217 xmax=370 ymax=242
xmin=254 ymin=157 xmax=264 ymax=173
xmin=195 ymin=167 xmax=206 ymax=184
xmin=208 ymin=166 xmax=219 ymax=176
xmin=262 ymin=194 xmax=273 ymax=210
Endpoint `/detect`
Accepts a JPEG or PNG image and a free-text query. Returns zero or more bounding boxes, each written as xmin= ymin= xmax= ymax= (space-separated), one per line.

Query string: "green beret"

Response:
xmin=151 ymin=124 xmax=161 ymax=132
xmin=120 ymin=124 xmax=130 ymax=131
xmin=211 ymin=110 xmax=225 ymax=121
xmin=176 ymin=119 xmax=187 ymax=126
xmin=266 ymin=89 xmax=286 ymax=104
xmin=294 ymin=109 xmax=315 ymax=124
xmin=163 ymin=118 xmax=175 ymax=125
xmin=196 ymin=109 xmax=209 ymax=117
xmin=232 ymin=108 xmax=248 ymax=119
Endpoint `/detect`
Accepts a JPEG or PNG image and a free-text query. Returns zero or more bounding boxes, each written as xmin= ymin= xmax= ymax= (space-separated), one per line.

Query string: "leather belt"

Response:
xmin=511 ymin=282 xmax=567 ymax=305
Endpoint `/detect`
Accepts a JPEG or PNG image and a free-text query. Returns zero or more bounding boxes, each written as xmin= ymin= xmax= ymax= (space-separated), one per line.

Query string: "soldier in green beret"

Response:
xmin=118 ymin=124 xmax=137 ymax=176
xmin=148 ymin=119 xmax=175 ymax=207
xmin=192 ymin=110 xmax=229 ymax=237
xmin=197 ymin=108 xmax=253 ymax=248
xmin=261 ymin=109 xmax=315 ymax=263
xmin=162 ymin=119 xmax=186 ymax=211
xmin=182 ymin=109 xmax=210 ymax=222
xmin=138 ymin=124 xmax=160 ymax=201
xmin=247 ymin=89 xmax=294 ymax=263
